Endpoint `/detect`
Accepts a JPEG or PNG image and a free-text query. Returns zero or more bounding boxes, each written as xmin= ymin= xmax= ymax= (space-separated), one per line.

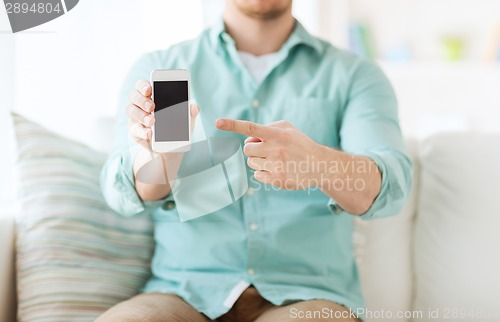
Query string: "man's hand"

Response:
xmin=126 ymin=79 xmax=156 ymax=145
xmin=127 ymin=79 xmax=198 ymax=149
xmin=127 ymin=79 xmax=199 ymax=201
xmin=216 ymin=118 xmax=324 ymax=190
xmin=216 ymin=118 xmax=382 ymax=215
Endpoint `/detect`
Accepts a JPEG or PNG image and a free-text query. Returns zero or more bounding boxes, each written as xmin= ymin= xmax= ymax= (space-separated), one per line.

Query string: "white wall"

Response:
xmin=4 ymin=0 xmax=500 ymax=141
xmin=0 ymin=10 xmax=16 ymax=204
xmin=351 ymin=0 xmax=500 ymax=61
xmin=142 ymin=0 xmax=204 ymax=51
xmin=201 ymin=0 xmax=500 ymax=138
xmin=294 ymin=0 xmax=500 ymax=137
xmin=10 ymin=0 xmax=203 ymax=147
xmin=383 ymin=63 xmax=500 ymax=138
xmin=0 ymin=0 xmax=204 ymax=204
xmin=293 ymin=0 xmax=349 ymax=49
xmin=6 ymin=0 xmax=343 ymax=152
xmin=0 ymin=0 xmax=500 ymax=202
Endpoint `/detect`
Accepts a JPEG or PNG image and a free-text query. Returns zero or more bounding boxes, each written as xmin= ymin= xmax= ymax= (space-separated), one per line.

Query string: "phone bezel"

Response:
xmin=150 ymin=69 xmax=191 ymax=153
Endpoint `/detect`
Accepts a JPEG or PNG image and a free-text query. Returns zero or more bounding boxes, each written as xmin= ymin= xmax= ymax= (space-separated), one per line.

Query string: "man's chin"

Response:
xmin=235 ymin=0 xmax=292 ymax=21
xmin=244 ymin=9 xmax=288 ymax=20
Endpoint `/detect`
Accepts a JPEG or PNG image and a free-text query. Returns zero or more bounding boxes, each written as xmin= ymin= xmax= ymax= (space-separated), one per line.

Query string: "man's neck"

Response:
xmin=223 ymin=3 xmax=295 ymax=56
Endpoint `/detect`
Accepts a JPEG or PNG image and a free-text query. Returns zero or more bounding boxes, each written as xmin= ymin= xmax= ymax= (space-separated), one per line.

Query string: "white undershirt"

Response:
xmin=237 ymin=51 xmax=279 ymax=84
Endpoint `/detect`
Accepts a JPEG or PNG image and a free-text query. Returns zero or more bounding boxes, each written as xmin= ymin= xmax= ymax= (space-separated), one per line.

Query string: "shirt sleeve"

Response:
xmin=99 ymin=52 xmax=173 ymax=217
xmin=328 ymin=59 xmax=413 ymax=220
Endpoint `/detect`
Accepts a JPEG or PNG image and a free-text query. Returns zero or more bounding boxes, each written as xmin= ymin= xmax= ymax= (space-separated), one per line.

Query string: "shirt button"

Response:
xmin=333 ymin=205 xmax=343 ymax=215
xmin=247 ymin=268 xmax=255 ymax=276
xmin=162 ymin=200 xmax=176 ymax=210
xmin=249 ymin=223 xmax=259 ymax=231
xmin=246 ymin=188 xmax=255 ymax=196
xmin=252 ymin=99 xmax=260 ymax=109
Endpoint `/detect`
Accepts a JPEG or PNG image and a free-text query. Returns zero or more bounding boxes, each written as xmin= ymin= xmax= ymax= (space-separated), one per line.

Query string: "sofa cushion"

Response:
xmin=354 ymin=138 xmax=418 ymax=322
xmin=414 ymin=132 xmax=500 ymax=321
xmin=0 ymin=211 xmax=17 ymax=322
xmin=12 ymin=113 xmax=154 ymax=321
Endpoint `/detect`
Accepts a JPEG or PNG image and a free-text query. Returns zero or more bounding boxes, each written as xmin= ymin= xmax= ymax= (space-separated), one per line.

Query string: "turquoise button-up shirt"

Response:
xmin=100 ymin=20 xmax=412 ymax=319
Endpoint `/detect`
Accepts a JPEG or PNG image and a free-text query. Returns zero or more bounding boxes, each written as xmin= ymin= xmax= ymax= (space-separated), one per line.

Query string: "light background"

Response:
xmin=1 ymin=0 xmax=499 ymax=205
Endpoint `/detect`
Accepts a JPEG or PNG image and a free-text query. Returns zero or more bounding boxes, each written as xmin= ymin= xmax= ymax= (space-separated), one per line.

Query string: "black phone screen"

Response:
xmin=153 ymin=80 xmax=189 ymax=142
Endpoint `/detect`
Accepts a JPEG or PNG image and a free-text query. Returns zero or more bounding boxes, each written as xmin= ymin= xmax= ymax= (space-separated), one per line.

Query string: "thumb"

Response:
xmin=190 ymin=103 xmax=200 ymax=134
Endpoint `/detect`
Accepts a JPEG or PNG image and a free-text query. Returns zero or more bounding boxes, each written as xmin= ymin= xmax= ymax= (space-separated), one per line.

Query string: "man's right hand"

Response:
xmin=127 ymin=79 xmax=199 ymax=201
xmin=127 ymin=79 xmax=156 ymax=144
xmin=126 ymin=79 xmax=199 ymax=147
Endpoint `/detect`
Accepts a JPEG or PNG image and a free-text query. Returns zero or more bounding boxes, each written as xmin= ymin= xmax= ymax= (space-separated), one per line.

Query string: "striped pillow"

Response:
xmin=12 ymin=113 xmax=154 ymax=321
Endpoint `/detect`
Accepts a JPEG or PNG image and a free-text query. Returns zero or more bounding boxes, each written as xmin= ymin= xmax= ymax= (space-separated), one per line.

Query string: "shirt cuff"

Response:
xmin=327 ymin=149 xmax=407 ymax=220
xmin=102 ymin=146 xmax=172 ymax=217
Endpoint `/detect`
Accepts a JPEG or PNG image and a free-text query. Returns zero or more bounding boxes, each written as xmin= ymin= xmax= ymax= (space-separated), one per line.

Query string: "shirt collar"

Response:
xmin=209 ymin=18 xmax=324 ymax=55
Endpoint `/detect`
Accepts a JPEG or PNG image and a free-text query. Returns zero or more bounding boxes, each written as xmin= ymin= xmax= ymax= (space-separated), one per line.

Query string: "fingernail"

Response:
xmin=145 ymin=102 xmax=152 ymax=111
xmin=216 ymin=119 xmax=225 ymax=128
xmin=142 ymin=85 xmax=149 ymax=95
xmin=144 ymin=115 xmax=153 ymax=125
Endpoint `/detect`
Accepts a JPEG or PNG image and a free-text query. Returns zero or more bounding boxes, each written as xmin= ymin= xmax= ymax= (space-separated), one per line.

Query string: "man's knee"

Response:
xmin=95 ymin=293 xmax=209 ymax=322
xmin=289 ymin=300 xmax=360 ymax=322
xmin=256 ymin=299 xmax=360 ymax=322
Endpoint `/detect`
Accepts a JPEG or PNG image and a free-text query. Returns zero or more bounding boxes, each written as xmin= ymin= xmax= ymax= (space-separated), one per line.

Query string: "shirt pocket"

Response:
xmin=284 ymin=97 xmax=340 ymax=147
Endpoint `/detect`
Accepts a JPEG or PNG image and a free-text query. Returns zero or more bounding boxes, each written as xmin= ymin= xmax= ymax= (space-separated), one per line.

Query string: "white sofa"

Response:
xmin=0 ymin=210 xmax=16 ymax=322
xmin=1 ymin=130 xmax=499 ymax=322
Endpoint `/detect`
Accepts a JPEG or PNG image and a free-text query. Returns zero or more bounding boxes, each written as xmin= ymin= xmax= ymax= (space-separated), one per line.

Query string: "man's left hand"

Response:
xmin=216 ymin=118 xmax=325 ymax=190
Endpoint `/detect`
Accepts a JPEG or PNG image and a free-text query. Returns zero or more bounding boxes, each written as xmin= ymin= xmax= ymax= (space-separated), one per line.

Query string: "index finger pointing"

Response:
xmin=216 ymin=119 xmax=275 ymax=139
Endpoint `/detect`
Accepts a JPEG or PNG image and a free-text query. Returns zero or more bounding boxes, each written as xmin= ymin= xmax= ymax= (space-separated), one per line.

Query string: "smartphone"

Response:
xmin=150 ymin=69 xmax=191 ymax=153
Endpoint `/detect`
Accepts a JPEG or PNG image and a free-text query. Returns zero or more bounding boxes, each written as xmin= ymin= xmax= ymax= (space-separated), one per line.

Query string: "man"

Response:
xmin=98 ymin=0 xmax=412 ymax=321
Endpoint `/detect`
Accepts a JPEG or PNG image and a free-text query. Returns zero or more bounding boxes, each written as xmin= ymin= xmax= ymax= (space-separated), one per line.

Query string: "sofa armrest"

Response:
xmin=0 ymin=211 xmax=16 ymax=322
